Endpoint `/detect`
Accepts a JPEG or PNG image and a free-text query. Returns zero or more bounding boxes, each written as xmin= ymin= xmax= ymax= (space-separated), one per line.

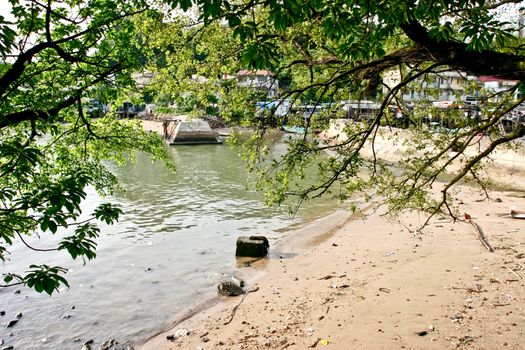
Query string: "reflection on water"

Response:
xmin=0 ymin=144 xmax=338 ymax=350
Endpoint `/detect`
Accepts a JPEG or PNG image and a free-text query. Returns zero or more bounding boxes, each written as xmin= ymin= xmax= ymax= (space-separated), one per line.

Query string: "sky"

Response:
xmin=0 ymin=1 xmax=13 ymax=20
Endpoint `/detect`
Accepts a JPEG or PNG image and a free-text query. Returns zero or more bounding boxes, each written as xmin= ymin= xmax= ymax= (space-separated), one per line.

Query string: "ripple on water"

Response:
xmin=0 ymin=147 xmax=340 ymax=350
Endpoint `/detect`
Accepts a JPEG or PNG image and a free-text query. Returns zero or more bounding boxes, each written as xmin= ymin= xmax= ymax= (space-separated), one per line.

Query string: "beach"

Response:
xmin=138 ymin=185 xmax=525 ymax=349
xmin=137 ymin=119 xmax=525 ymax=349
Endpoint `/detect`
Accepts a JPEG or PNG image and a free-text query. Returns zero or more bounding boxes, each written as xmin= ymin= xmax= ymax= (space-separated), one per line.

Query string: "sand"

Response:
xmin=138 ymin=185 xmax=525 ymax=350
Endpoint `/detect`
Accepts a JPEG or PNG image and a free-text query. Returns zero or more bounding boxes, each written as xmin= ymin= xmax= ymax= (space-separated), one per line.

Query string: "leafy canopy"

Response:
xmin=155 ymin=0 xmax=525 ymax=220
xmin=0 ymin=0 xmax=173 ymax=295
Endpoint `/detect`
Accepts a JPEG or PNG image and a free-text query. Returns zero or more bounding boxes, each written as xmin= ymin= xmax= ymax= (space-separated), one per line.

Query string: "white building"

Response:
xmin=477 ymin=76 xmax=520 ymax=101
xmin=132 ymin=71 xmax=155 ymax=89
xmin=383 ymin=70 xmax=478 ymax=102
xmin=236 ymin=70 xmax=279 ymax=98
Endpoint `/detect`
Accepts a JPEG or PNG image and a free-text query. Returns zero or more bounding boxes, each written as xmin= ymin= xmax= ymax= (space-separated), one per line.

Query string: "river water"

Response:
xmin=0 ymin=143 xmax=339 ymax=350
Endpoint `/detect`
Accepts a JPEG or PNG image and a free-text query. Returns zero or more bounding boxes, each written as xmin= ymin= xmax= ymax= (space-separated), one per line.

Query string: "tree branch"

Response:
xmin=0 ymin=64 xmax=123 ymax=129
xmin=400 ymin=20 xmax=525 ymax=80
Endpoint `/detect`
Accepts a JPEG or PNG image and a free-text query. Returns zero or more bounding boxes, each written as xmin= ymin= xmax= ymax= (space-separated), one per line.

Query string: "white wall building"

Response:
xmin=383 ymin=70 xmax=478 ymax=102
xmin=236 ymin=70 xmax=279 ymax=98
xmin=132 ymin=71 xmax=155 ymax=89
xmin=477 ymin=76 xmax=520 ymax=101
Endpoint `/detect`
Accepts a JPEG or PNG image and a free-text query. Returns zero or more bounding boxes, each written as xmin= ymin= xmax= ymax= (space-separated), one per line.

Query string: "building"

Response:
xmin=477 ymin=76 xmax=520 ymax=101
xmin=132 ymin=71 xmax=155 ymax=89
xmin=383 ymin=70 xmax=478 ymax=102
xmin=236 ymin=70 xmax=279 ymax=98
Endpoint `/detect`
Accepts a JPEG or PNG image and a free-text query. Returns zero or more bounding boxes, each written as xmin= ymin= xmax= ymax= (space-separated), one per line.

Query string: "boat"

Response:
xmin=510 ymin=210 xmax=525 ymax=219
xmin=282 ymin=125 xmax=305 ymax=134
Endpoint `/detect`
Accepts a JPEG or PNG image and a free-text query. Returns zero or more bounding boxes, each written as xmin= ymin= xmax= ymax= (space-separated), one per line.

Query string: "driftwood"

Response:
xmin=465 ymin=216 xmax=494 ymax=252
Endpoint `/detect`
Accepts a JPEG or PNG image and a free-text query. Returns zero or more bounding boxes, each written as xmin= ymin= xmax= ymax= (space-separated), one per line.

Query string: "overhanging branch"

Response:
xmin=401 ymin=20 xmax=525 ymax=80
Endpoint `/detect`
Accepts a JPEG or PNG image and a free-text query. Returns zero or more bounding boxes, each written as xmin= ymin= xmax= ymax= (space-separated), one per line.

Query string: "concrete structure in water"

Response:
xmin=164 ymin=119 xmax=221 ymax=145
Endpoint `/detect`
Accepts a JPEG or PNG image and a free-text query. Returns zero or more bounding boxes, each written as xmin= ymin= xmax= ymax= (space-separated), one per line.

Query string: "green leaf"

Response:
xmin=48 ymin=220 xmax=58 ymax=234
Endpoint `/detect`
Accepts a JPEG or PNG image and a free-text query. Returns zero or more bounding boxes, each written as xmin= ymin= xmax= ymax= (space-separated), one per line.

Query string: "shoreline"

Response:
xmin=136 ymin=119 xmax=525 ymax=349
xmin=138 ymin=184 xmax=525 ymax=350
xmin=138 ymin=208 xmax=360 ymax=347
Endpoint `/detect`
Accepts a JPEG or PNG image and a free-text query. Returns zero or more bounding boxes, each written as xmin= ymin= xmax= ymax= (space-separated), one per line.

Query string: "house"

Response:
xmin=132 ymin=70 xmax=155 ymax=89
xmin=477 ymin=76 xmax=520 ymax=101
xmin=236 ymin=70 xmax=279 ymax=98
xmin=383 ymin=70 xmax=478 ymax=102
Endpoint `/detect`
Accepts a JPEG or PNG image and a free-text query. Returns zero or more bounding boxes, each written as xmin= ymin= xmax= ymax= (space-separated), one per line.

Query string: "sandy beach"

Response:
xmin=137 ymin=119 xmax=525 ymax=349
xmin=137 ymin=186 xmax=525 ymax=350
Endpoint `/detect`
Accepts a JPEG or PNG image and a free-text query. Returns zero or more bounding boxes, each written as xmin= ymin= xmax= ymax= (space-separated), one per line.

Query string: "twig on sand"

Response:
xmin=223 ymin=286 xmax=259 ymax=325
xmin=493 ymin=303 xmax=511 ymax=307
xmin=451 ymin=285 xmax=486 ymax=293
xmin=505 ymin=266 xmax=522 ymax=280
xmin=309 ymin=338 xmax=321 ymax=348
xmin=318 ymin=274 xmax=346 ymax=280
xmin=464 ymin=216 xmax=494 ymax=252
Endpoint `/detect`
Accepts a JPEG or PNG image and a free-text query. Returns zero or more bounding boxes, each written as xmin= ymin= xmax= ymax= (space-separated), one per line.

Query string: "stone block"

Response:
xmin=235 ymin=236 xmax=269 ymax=257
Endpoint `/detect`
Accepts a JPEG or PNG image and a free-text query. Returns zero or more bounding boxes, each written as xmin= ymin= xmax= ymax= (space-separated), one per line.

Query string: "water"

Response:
xmin=0 ymin=144 xmax=338 ymax=350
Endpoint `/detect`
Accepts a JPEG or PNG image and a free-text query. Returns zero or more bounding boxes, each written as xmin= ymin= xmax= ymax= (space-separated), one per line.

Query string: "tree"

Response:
xmin=0 ymin=0 xmax=172 ymax=295
xmin=159 ymin=0 xmax=525 ymax=222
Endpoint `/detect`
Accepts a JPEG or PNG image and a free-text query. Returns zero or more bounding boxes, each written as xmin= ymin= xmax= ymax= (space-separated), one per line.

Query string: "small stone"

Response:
xmin=231 ymin=276 xmax=245 ymax=287
xmin=71 ymin=306 xmax=76 ymax=310
xmin=416 ymin=331 xmax=428 ymax=336
xmin=2 ymin=345 xmax=14 ymax=350
xmin=166 ymin=335 xmax=175 ymax=341
xmin=202 ymin=337 xmax=210 ymax=343
xmin=100 ymin=339 xmax=118 ymax=350
xmin=5 ymin=320 xmax=17 ymax=328
xmin=174 ymin=329 xmax=190 ymax=337
xmin=218 ymin=281 xmax=244 ymax=296
xmin=13 ymin=290 xmax=20 ymax=295
xmin=15 ymin=313 xmax=22 ymax=319
xmin=0 ymin=311 xmax=4 ymax=316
